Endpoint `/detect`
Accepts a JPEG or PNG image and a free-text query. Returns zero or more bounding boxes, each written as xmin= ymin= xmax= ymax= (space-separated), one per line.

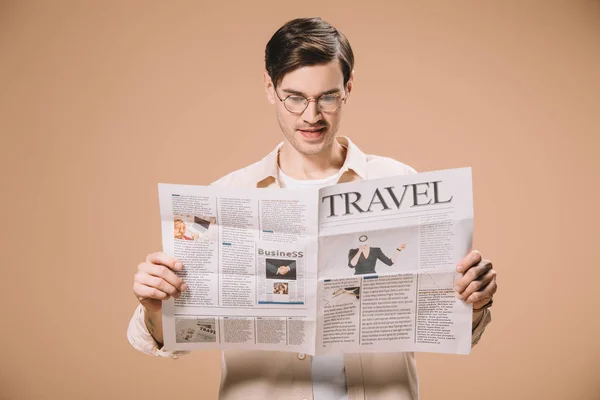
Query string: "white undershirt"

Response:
xmin=278 ymin=167 xmax=344 ymax=189
xmin=278 ymin=167 xmax=348 ymax=400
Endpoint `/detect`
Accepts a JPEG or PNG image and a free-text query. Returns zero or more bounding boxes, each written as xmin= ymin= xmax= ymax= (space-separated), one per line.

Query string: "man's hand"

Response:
xmin=133 ymin=252 xmax=188 ymax=313
xmin=277 ymin=266 xmax=290 ymax=275
xmin=454 ymin=250 xmax=497 ymax=310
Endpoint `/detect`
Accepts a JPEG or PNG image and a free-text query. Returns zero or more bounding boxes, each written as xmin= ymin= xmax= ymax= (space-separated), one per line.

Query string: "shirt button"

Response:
xmin=297 ymin=353 xmax=306 ymax=360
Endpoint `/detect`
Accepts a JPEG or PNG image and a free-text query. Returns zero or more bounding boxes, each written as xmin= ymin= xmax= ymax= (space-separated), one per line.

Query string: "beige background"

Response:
xmin=1 ymin=1 xmax=599 ymax=399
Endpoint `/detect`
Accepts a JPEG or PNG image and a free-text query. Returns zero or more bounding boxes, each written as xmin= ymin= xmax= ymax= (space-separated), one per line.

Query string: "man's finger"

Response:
xmin=465 ymin=278 xmax=497 ymax=304
xmin=135 ymin=272 xmax=181 ymax=298
xmin=456 ymin=268 xmax=496 ymax=300
xmin=139 ymin=262 xmax=188 ymax=292
xmin=454 ymin=259 xmax=493 ymax=293
xmin=133 ymin=282 xmax=171 ymax=301
xmin=456 ymin=250 xmax=482 ymax=273
xmin=145 ymin=252 xmax=183 ymax=271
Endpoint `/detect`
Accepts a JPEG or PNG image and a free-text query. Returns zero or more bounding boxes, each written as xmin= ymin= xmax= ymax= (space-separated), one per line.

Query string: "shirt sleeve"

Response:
xmin=471 ymin=308 xmax=492 ymax=347
xmin=126 ymin=303 xmax=191 ymax=359
xmin=348 ymin=248 xmax=359 ymax=268
xmin=266 ymin=260 xmax=279 ymax=275
xmin=375 ymin=248 xmax=394 ymax=266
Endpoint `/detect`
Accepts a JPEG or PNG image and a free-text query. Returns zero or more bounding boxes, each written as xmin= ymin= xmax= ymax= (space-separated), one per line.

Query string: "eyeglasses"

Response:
xmin=275 ymin=90 xmax=348 ymax=114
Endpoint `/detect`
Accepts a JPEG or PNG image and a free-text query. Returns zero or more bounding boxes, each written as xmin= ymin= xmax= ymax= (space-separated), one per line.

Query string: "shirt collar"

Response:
xmin=255 ymin=136 xmax=367 ymax=188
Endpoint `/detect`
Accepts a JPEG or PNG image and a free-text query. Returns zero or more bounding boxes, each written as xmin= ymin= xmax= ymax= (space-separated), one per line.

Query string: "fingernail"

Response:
xmin=456 ymin=265 xmax=464 ymax=272
xmin=454 ymin=285 xmax=462 ymax=292
xmin=181 ymin=283 xmax=188 ymax=292
xmin=175 ymin=262 xmax=183 ymax=270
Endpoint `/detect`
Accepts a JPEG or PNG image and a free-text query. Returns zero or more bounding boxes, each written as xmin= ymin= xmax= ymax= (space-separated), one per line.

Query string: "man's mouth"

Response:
xmin=297 ymin=127 xmax=326 ymax=139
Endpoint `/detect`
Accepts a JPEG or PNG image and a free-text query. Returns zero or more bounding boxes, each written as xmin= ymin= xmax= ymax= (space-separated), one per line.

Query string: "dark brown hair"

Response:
xmin=265 ymin=17 xmax=354 ymax=89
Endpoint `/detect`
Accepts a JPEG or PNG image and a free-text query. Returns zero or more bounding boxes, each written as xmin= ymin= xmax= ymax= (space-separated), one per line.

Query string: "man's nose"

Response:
xmin=301 ymin=100 xmax=322 ymax=124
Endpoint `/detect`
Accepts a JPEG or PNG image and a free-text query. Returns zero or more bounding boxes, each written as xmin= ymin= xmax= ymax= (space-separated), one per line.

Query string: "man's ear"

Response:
xmin=264 ymin=70 xmax=276 ymax=104
xmin=345 ymin=69 xmax=355 ymax=99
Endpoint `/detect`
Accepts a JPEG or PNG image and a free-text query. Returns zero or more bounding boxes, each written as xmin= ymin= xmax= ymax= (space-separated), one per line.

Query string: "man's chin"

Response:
xmin=297 ymin=143 xmax=328 ymax=156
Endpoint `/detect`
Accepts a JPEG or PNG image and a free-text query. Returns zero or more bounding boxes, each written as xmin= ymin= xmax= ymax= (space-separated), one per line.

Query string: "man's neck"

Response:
xmin=278 ymin=138 xmax=346 ymax=180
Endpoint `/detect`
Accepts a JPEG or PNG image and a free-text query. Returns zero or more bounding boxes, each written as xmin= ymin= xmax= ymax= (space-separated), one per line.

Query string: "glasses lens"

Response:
xmin=318 ymin=94 xmax=342 ymax=112
xmin=284 ymin=96 xmax=308 ymax=113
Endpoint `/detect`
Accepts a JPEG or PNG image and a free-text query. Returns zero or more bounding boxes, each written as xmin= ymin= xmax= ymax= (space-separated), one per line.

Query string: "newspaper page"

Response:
xmin=158 ymin=183 xmax=319 ymax=354
xmin=315 ymin=167 xmax=474 ymax=355
xmin=157 ymin=167 xmax=474 ymax=356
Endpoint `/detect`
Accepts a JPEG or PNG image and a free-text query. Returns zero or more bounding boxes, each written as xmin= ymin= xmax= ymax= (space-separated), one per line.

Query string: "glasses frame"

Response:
xmin=274 ymin=89 xmax=348 ymax=114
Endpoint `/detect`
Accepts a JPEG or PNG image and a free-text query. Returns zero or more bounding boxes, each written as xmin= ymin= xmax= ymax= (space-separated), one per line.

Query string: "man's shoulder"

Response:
xmin=364 ymin=153 xmax=418 ymax=178
xmin=209 ymin=157 xmax=269 ymax=189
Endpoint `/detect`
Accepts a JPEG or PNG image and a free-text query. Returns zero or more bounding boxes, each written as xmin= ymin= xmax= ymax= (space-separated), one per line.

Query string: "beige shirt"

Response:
xmin=127 ymin=136 xmax=492 ymax=400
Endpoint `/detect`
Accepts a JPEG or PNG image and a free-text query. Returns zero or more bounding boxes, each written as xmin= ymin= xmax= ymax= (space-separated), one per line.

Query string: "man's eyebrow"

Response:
xmin=280 ymin=88 xmax=341 ymax=96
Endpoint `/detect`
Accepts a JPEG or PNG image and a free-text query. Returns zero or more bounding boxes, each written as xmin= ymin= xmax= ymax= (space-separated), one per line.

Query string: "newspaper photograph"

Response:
xmin=158 ymin=167 xmax=474 ymax=356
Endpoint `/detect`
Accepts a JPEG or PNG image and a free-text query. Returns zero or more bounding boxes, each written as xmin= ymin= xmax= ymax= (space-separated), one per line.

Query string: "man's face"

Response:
xmin=265 ymin=60 xmax=353 ymax=156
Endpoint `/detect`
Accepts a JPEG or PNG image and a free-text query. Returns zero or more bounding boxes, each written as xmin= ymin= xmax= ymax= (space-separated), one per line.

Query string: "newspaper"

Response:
xmin=158 ymin=167 xmax=474 ymax=356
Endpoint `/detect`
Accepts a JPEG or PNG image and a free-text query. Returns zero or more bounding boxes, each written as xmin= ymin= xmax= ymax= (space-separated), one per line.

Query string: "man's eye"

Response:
xmin=321 ymin=95 xmax=338 ymax=102
xmin=288 ymin=96 xmax=306 ymax=103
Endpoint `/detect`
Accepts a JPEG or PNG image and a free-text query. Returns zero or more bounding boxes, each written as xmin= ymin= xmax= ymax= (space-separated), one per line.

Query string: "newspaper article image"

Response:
xmin=266 ymin=258 xmax=297 ymax=280
xmin=318 ymin=225 xmax=418 ymax=279
xmin=173 ymin=214 xmax=216 ymax=242
xmin=419 ymin=271 xmax=456 ymax=290
xmin=273 ymin=282 xmax=289 ymax=294
xmin=175 ymin=317 xmax=217 ymax=343
xmin=324 ymin=285 xmax=360 ymax=307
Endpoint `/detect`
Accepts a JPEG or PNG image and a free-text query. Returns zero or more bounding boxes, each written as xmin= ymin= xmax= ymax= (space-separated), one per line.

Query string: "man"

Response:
xmin=128 ymin=17 xmax=497 ymax=400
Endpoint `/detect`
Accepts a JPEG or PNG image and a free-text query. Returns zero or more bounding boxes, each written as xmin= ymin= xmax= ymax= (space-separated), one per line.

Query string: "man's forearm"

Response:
xmin=350 ymin=251 xmax=361 ymax=266
xmin=472 ymin=309 xmax=485 ymax=330
xmin=144 ymin=308 xmax=164 ymax=347
xmin=391 ymin=250 xmax=401 ymax=264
